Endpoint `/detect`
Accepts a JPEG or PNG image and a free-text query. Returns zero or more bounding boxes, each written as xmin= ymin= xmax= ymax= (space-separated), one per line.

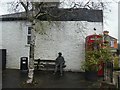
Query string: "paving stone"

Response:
xmin=2 ymin=69 xmax=102 ymax=88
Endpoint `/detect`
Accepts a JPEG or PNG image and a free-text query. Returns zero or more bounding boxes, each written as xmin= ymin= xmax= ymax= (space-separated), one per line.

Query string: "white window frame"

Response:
xmin=27 ymin=27 xmax=32 ymax=44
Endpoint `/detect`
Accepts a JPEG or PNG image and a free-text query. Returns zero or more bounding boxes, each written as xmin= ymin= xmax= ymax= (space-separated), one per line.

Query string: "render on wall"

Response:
xmin=0 ymin=22 xmax=2 ymax=49
xmin=34 ymin=8 xmax=103 ymax=71
xmin=0 ymin=8 xmax=103 ymax=70
xmin=1 ymin=21 xmax=30 ymax=69
xmin=34 ymin=21 xmax=103 ymax=71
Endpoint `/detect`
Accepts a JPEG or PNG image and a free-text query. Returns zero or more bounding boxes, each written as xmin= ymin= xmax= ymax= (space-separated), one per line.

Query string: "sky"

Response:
xmin=0 ymin=0 xmax=119 ymax=39
xmin=103 ymin=0 xmax=119 ymax=39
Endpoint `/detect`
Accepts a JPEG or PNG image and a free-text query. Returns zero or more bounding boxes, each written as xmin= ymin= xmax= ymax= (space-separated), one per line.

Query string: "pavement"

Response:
xmin=2 ymin=69 xmax=103 ymax=89
xmin=0 ymin=55 xmax=2 ymax=90
xmin=0 ymin=70 xmax=2 ymax=90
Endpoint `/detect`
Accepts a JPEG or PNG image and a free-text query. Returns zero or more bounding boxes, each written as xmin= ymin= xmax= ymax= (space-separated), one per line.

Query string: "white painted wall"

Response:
xmin=0 ymin=22 xmax=2 ymax=49
xmin=1 ymin=21 xmax=30 ymax=69
xmin=34 ymin=21 xmax=103 ymax=72
xmin=0 ymin=20 xmax=103 ymax=71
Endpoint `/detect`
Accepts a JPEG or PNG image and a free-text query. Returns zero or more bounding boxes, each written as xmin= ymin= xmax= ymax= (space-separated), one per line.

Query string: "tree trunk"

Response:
xmin=26 ymin=2 xmax=36 ymax=84
xmin=26 ymin=21 xmax=36 ymax=83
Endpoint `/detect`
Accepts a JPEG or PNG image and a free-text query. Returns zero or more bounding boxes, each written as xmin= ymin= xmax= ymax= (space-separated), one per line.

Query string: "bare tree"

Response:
xmin=18 ymin=1 xmax=45 ymax=83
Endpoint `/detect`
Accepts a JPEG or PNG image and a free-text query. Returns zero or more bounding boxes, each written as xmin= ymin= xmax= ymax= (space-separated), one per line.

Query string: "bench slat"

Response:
xmin=34 ymin=59 xmax=66 ymax=71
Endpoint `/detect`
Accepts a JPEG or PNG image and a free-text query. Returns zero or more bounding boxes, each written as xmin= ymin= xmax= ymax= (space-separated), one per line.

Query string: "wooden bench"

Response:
xmin=34 ymin=59 xmax=66 ymax=71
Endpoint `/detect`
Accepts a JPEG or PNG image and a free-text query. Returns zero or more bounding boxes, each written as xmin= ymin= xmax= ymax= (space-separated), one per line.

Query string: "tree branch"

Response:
xmin=19 ymin=0 xmax=28 ymax=12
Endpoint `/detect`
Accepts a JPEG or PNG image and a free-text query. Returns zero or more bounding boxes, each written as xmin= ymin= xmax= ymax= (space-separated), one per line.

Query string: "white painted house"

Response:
xmin=0 ymin=8 xmax=103 ymax=72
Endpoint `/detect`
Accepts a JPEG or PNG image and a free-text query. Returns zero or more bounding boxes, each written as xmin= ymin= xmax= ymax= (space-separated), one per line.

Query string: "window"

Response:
xmin=27 ymin=27 xmax=32 ymax=44
xmin=110 ymin=40 xmax=114 ymax=47
xmin=27 ymin=36 xmax=31 ymax=44
xmin=28 ymin=27 xmax=32 ymax=34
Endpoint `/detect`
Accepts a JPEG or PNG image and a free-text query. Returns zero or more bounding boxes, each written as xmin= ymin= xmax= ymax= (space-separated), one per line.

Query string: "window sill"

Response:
xmin=25 ymin=45 xmax=36 ymax=47
xmin=25 ymin=45 xmax=30 ymax=47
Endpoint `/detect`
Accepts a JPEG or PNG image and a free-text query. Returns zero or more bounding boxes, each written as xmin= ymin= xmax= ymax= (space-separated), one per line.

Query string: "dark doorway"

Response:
xmin=0 ymin=49 xmax=6 ymax=70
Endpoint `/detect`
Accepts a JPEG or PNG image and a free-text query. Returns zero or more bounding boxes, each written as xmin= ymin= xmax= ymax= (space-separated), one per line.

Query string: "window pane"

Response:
xmin=111 ymin=41 xmax=114 ymax=47
xmin=28 ymin=27 xmax=32 ymax=34
xmin=27 ymin=36 xmax=31 ymax=44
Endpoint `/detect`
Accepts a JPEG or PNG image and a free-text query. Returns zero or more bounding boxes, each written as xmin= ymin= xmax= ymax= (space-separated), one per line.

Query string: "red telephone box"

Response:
xmin=85 ymin=34 xmax=104 ymax=76
xmin=85 ymin=34 xmax=102 ymax=50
